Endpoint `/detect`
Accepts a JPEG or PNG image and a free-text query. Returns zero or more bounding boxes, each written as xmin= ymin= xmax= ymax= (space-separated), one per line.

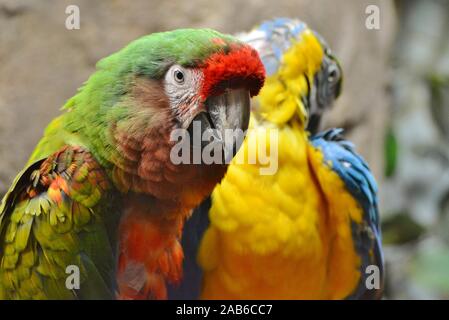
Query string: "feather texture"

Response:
xmin=0 ymin=146 xmax=119 ymax=299
xmin=180 ymin=19 xmax=383 ymax=300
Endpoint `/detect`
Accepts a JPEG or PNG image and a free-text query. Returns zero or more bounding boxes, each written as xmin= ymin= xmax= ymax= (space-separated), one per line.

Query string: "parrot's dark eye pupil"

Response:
xmin=328 ymin=67 xmax=338 ymax=83
xmin=174 ymin=69 xmax=185 ymax=83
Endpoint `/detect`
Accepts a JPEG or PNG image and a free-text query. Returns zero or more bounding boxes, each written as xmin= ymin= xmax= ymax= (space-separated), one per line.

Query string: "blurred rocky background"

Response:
xmin=382 ymin=0 xmax=449 ymax=299
xmin=0 ymin=0 xmax=447 ymax=299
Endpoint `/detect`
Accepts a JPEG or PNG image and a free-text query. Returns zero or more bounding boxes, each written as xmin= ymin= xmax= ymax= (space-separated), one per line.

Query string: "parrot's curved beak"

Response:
xmin=188 ymin=88 xmax=250 ymax=163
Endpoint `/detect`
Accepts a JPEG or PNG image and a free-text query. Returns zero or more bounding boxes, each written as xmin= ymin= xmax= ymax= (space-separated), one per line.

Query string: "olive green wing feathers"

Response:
xmin=0 ymin=146 xmax=121 ymax=299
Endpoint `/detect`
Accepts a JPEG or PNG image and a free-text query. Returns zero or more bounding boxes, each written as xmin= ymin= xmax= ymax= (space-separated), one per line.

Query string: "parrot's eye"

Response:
xmin=174 ymin=69 xmax=185 ymax=84
xmin=327 ymin=65 xmax=339 ymax=83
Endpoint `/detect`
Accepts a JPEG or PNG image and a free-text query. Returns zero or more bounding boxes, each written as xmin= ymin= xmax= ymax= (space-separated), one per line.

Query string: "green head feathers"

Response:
xmin=35 ymin=28 xmax=265 ymax=193
xmin=63 ymin=29 xmax=243 ymax=113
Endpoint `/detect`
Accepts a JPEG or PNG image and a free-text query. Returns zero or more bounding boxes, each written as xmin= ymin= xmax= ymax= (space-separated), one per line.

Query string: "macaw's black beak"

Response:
xmin=188 ymin=88 xmax=251 ymax=164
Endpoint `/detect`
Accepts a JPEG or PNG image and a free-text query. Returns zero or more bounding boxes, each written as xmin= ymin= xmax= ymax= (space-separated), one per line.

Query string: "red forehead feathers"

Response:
xmin=200 ymin=44 xmax=265 ymax=100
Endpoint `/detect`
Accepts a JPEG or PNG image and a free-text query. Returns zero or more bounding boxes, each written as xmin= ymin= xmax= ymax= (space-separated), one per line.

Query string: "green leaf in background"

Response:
xmin=384 ymin=127 xmax=398 ymax=178
xmin=411 ymin=246 xmax=449 ymax=294
xmin=429 ymin=74 xmax=449 ymax=140
xmin=381 ymin=213 xmax=425 ymax=245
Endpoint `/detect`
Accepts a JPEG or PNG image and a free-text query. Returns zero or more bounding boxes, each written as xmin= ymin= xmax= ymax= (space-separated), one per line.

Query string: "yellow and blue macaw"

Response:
xmin=169 ymin=18 xmax=384 ymax=300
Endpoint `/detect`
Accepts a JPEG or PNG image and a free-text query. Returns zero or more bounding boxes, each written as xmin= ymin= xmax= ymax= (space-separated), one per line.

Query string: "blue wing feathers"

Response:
xmin=311 ymin=128 xmax=379 ymax=228
xmin=311 ymin=128 xmax=384 ymax=299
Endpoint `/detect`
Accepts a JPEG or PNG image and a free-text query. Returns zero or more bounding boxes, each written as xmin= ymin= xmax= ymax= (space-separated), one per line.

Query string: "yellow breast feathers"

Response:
xmin=198 ymin=119 xmax=363 ymax=299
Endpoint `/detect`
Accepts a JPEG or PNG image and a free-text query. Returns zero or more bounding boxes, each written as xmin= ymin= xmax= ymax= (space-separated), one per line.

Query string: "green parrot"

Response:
xmin=0 ymin=28 xmax=265 ymax=300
